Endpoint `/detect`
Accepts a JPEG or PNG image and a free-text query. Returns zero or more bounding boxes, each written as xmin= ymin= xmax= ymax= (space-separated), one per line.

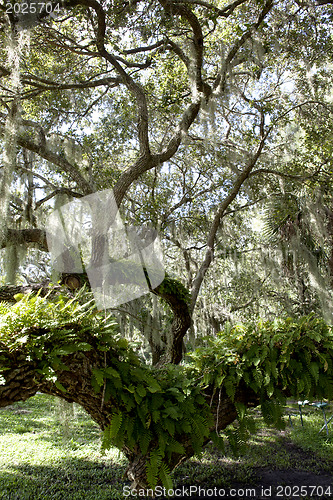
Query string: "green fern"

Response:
xmin=159 ymin=462 xmax=173 ymax=490
xmin=146 ymin=449 xmax=163 ymax=489
xmin=139 ymin=429 xmax=153 ymax=456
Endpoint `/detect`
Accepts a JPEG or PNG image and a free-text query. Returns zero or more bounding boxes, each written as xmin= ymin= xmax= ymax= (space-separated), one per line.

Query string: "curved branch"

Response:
xmin=18 ymin=134 xmax=93 ymax=194
xmin=0 ymin=115 xmax=93 ymax=195
xmin=35 ymin=188 xmax=84 ymax=208
xmin=1 ymin=66 xmax=121 ymax=92
xmin=124 ymin=40 xmax=165 ymax=55
xmin=68 ymin=0 xmax=151 ymax=157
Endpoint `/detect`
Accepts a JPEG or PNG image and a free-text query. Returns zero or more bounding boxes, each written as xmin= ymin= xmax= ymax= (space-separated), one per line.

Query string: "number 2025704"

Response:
xmin=5 ymin=2 xmax=61 ymax=14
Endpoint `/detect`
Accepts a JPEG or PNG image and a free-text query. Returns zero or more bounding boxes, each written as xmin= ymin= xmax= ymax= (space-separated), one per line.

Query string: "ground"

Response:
xmin=0 ymin=396 xmax=332 ymax=499
xmin=171 ymin=427 xmax=333 ymax=499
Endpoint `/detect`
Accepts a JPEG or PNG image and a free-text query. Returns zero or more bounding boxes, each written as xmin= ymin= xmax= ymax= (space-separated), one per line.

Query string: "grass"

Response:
xmin=0 ymin=395 xmax=126 ymax=500
xmin=0 ymin=396 xmax=332 ymax=499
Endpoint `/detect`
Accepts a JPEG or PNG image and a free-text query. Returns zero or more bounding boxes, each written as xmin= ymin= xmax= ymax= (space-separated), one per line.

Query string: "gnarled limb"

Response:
xmin=0 ymin=339 xmax=259 ymax=489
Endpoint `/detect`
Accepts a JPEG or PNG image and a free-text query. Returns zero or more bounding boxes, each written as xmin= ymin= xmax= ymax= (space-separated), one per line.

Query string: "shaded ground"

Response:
xmin=171 ymin=428 xmax=333 ymax=499
xmin=252 ymin=430 xmax=332 ymax=499
xmin=0 ymin=397 xmax=332 ymax=499
xmin=250 ymin=437 xmax=332 ymax=499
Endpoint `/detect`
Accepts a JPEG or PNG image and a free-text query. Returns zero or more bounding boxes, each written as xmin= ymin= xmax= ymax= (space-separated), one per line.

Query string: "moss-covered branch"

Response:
xmin=1 ymin=297 xmax=332 ymax=489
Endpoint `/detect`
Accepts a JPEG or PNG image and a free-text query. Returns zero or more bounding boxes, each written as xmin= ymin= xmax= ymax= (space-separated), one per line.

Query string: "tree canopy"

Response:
xmin=1 ymin=0 xmax=333 ymax=489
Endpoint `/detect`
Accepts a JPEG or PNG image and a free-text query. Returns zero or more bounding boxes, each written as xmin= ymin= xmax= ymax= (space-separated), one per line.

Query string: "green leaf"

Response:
xmin=139 ymin=429 xmax=152 ymax=455
xmin=166 ymin=439 xmax=185 ymax=455
xmin=109 ymin=411 xmax=123 ymax=439
xmin=92 ymin=368 xmax=105 ymax=387
xmin=147 ymin=380 xmax=162 ymax=393
xmin=308 ymin=362 xmax=319 ymax=383
xmin=52 ymin=343 xmax=92 ymax=355
xmin=235 ymin=402 xmax=246 ymax=420
xmin=163 ymin=405 xmax=180 ymax=420
xmin=13 ymin=293 xmax=25 ymax=301
xmin=159 ymin=462 xmax=173 ymax=490
xmin=55 ymin=380 xmax=67 ymax=393
xmin=104 ymin=367 xmax=121 ymax=379
xmin=225 ymin=379 xmax=236 ymax=400
xmin=152 ymin=410 xmax=160 ymax=423
xmin=164 ymin=418 xmax=175 ymax=436
xmin=146 ymin=449 xmax=163 ymax=489
xmin=253 ymin=356 xmax=261 ymax=366
xmin=136 ymin=384 xmax=147 ymax=398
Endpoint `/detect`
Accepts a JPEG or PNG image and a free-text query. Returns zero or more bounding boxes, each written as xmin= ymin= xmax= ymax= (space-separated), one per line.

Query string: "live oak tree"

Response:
xmin=1 ymin=0 xmax=333 ymax=489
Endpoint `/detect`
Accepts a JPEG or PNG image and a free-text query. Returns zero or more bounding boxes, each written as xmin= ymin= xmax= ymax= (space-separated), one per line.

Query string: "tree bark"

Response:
xmin=151 ymin=282 xmax=192 ymax=365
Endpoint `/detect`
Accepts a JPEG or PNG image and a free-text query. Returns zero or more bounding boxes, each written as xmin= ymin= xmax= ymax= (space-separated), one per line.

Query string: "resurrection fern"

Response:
xmin=189 ymin=314 xmax=333 ymax=418
xmin=157 ymin=273 xmax=191 ymax=304
xmin=1 ymin=293 xmax=333 ymax=489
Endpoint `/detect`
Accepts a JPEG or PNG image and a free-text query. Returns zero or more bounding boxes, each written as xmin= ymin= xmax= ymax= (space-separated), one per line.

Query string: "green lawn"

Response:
xmin=0 ymin=395 xmax=126 ymax=500
xmin=0 ymin=395 xmax=332 ymax=499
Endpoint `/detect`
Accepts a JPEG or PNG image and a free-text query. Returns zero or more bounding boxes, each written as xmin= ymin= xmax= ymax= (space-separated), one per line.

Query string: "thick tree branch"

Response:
xmin=107 ymin=0 xmax=207 ymax=206
xmin=165 ymin=38 xmax=190 ymax=67
xmin=151 ymin=282 xmax=192 ymax=365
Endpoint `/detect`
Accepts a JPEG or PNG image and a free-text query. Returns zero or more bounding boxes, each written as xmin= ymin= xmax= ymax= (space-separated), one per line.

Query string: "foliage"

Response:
xmin=1 ymin=294 xmax=333 ymax=487
xmin=189 ymin=314 xmax=333 ymax=427
xmin=157 ymin=273 xmax=192 ymax=304
xmin=0 ymin=291 xmax=120 ymax=388
xmin=99 ymin=360 xmax=212 ymax=489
